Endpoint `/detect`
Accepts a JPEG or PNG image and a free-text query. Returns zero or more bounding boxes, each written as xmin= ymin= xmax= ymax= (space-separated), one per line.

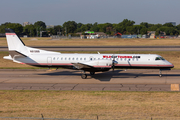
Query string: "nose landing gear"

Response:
xmin=159 ymin=70 xmax=162 ymax=77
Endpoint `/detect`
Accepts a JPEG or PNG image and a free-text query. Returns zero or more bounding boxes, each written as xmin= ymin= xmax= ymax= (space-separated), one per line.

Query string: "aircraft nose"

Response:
xmin=167 ymin=61 xmax=174 ymax=68
xmin=170 ymin=63 xmax=174 ymax=68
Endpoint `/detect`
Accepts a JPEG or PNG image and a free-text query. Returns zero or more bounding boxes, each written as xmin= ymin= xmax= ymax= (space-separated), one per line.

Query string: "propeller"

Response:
xmin=112 ymin=55 xmax=117 ymax=71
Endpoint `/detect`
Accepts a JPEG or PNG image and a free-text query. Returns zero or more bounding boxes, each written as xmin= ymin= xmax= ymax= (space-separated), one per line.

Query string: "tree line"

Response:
xmin=0 ymin=19 xmax=180 ymax=36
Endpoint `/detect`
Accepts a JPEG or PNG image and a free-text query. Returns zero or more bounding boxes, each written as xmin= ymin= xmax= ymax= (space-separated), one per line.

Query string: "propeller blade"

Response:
xmin=112 ymin=54 xmax=115 ymax=71
xmin=113 ymin=63 xmax=114 ymax=71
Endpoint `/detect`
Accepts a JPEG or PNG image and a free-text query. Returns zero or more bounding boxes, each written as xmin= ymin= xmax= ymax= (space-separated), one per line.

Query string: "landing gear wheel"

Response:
xmin=81 ymin=74 xmax=87 ymax=79
xmin=159 ymin=70 xmax=162 ymax=77
xmin=90 ymin=72 xmax=95 ymax=75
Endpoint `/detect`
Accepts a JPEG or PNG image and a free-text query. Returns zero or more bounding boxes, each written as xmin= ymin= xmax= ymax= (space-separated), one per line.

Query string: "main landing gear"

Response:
xmin=81 ymin=74 xmax=87 ymax=79
xmin=81 ymin=71 xmax=95 ymax=79
xmin=81 ymin=71 xmax=87 ymax=79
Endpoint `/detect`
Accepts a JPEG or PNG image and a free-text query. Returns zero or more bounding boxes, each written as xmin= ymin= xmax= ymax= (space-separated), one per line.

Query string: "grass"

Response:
xmin=1 ymin=51 xmax=180 ymax=69
xmin=1 ymin=37 xmax=180 ymax=46
xmin=0 ymin=90 xmax=180 ymax=119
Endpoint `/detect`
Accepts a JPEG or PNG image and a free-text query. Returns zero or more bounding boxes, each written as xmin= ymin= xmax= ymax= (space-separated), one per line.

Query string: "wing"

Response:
xmin=72 ymin=60 xmax=113 ymax=72
xmin=72 ymin=63 xmax=94 ymax=69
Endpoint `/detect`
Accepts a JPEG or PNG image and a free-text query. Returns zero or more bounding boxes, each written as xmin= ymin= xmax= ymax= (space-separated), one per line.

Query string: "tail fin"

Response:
xmin=5 ymin=28 xmax=28 ymax=58
xmin=5 ymin=28 xmax=26 ymax=51
xmin=5 ymin=28 xmax=60 ymax=59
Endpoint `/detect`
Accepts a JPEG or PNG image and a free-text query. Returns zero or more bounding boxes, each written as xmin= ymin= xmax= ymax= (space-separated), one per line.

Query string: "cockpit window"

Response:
xmin=155 ymin=57 xmax=165 ymax=61
xmin=155 ymin=57 xmax=161 ymax=60
xmin=160 ymin=57 xmax=165 ymax=60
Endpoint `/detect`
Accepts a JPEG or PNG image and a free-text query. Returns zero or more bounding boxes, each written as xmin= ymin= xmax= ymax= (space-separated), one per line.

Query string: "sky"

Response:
xmin=0 ymin=0 xmax=180 ymax=26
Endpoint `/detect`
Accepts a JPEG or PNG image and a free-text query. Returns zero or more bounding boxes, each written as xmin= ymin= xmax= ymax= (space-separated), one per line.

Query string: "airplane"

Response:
xmin=3 ymin=28 xmax=174 ymax=79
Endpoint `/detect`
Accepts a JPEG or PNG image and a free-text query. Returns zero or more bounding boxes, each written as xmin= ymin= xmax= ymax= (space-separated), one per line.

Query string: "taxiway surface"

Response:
xmin=0 ymin=69 xmax=180 ymax=91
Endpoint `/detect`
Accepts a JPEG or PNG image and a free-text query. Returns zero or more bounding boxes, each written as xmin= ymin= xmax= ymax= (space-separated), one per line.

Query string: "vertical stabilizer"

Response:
xmin=5 ymin=28 xmax=28 ymax=58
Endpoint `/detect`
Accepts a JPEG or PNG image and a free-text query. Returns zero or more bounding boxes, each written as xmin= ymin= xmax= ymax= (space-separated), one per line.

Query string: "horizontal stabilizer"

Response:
xmin=3 ymin=55 xmax=12 ymax=60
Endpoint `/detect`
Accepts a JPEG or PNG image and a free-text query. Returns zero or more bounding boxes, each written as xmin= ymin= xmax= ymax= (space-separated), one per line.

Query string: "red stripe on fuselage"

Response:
xmin=116 ymin=64 xmax=174 ymax=67
xmin=24 ymin=63 xmax=73 ymax=66
xmin=19 ymin=63 xmax=174 ymax=68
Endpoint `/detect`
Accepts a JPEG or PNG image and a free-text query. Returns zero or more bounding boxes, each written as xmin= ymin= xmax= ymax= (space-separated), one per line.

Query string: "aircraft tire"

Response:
xmin=81 ymin=74 xmax=87 ymax=79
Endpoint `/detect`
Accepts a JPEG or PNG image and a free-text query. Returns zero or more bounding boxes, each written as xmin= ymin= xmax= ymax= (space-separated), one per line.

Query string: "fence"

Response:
xmin=0 ymin=33 xmax=5 ymax=37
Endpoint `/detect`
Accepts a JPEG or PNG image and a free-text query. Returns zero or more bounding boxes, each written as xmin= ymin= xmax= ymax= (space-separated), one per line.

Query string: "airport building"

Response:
xmin=47 ymin=25 xmax=55 ymax=28
xmin=0 ymin=33 xmax=5 ymax=37
xmin=22 ymin=22 xmax=32 ymax=26
xmin=77 ymin=31 xmax=107 ymax=39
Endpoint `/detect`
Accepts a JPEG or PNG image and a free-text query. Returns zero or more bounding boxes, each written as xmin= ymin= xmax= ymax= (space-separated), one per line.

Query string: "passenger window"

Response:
xmin=84 ymin=58 xmax=86 ymax=60
xmin=65 ymin=58 xmax=67 ymax=60
xmin=69 ymin=58 xmax=71 ymax=60
xmin=80 ymin=58 xmax=82 ymax=60
xmin=72 ymin=58 xmax=74 ymax=60
xmin=76 ymin=58 xmax=78 ymax=60
xmin=90 ymin=58 xmax=92 ymax=60
xmin=61 ymin=58 xmax=63 ymax=60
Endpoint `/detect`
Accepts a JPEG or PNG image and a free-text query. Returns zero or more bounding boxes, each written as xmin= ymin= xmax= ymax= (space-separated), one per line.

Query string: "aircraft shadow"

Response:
xmin=38 ymin=70 xmax=180 ymax=81
xmin=39 ymin=70 xmax=81 ymax=76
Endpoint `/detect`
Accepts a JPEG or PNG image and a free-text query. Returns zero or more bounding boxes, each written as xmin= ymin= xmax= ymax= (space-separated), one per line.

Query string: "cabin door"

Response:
xmin=47 ymin=57 xmax=52 ymax=66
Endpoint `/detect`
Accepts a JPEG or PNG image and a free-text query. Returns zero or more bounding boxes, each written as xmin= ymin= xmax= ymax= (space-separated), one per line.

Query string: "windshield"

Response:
xmin=155 ymin=57 xmax=165 ymax=61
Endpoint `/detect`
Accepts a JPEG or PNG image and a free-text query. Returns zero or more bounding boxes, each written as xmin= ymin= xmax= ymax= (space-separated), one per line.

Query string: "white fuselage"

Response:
xmin=15 ymin=53 xmax=173 ymax=70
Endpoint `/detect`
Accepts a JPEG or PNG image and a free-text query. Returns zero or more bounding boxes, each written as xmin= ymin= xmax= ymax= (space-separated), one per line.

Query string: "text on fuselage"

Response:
xmin=103 ymin=55 xmax=140 ymax=58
